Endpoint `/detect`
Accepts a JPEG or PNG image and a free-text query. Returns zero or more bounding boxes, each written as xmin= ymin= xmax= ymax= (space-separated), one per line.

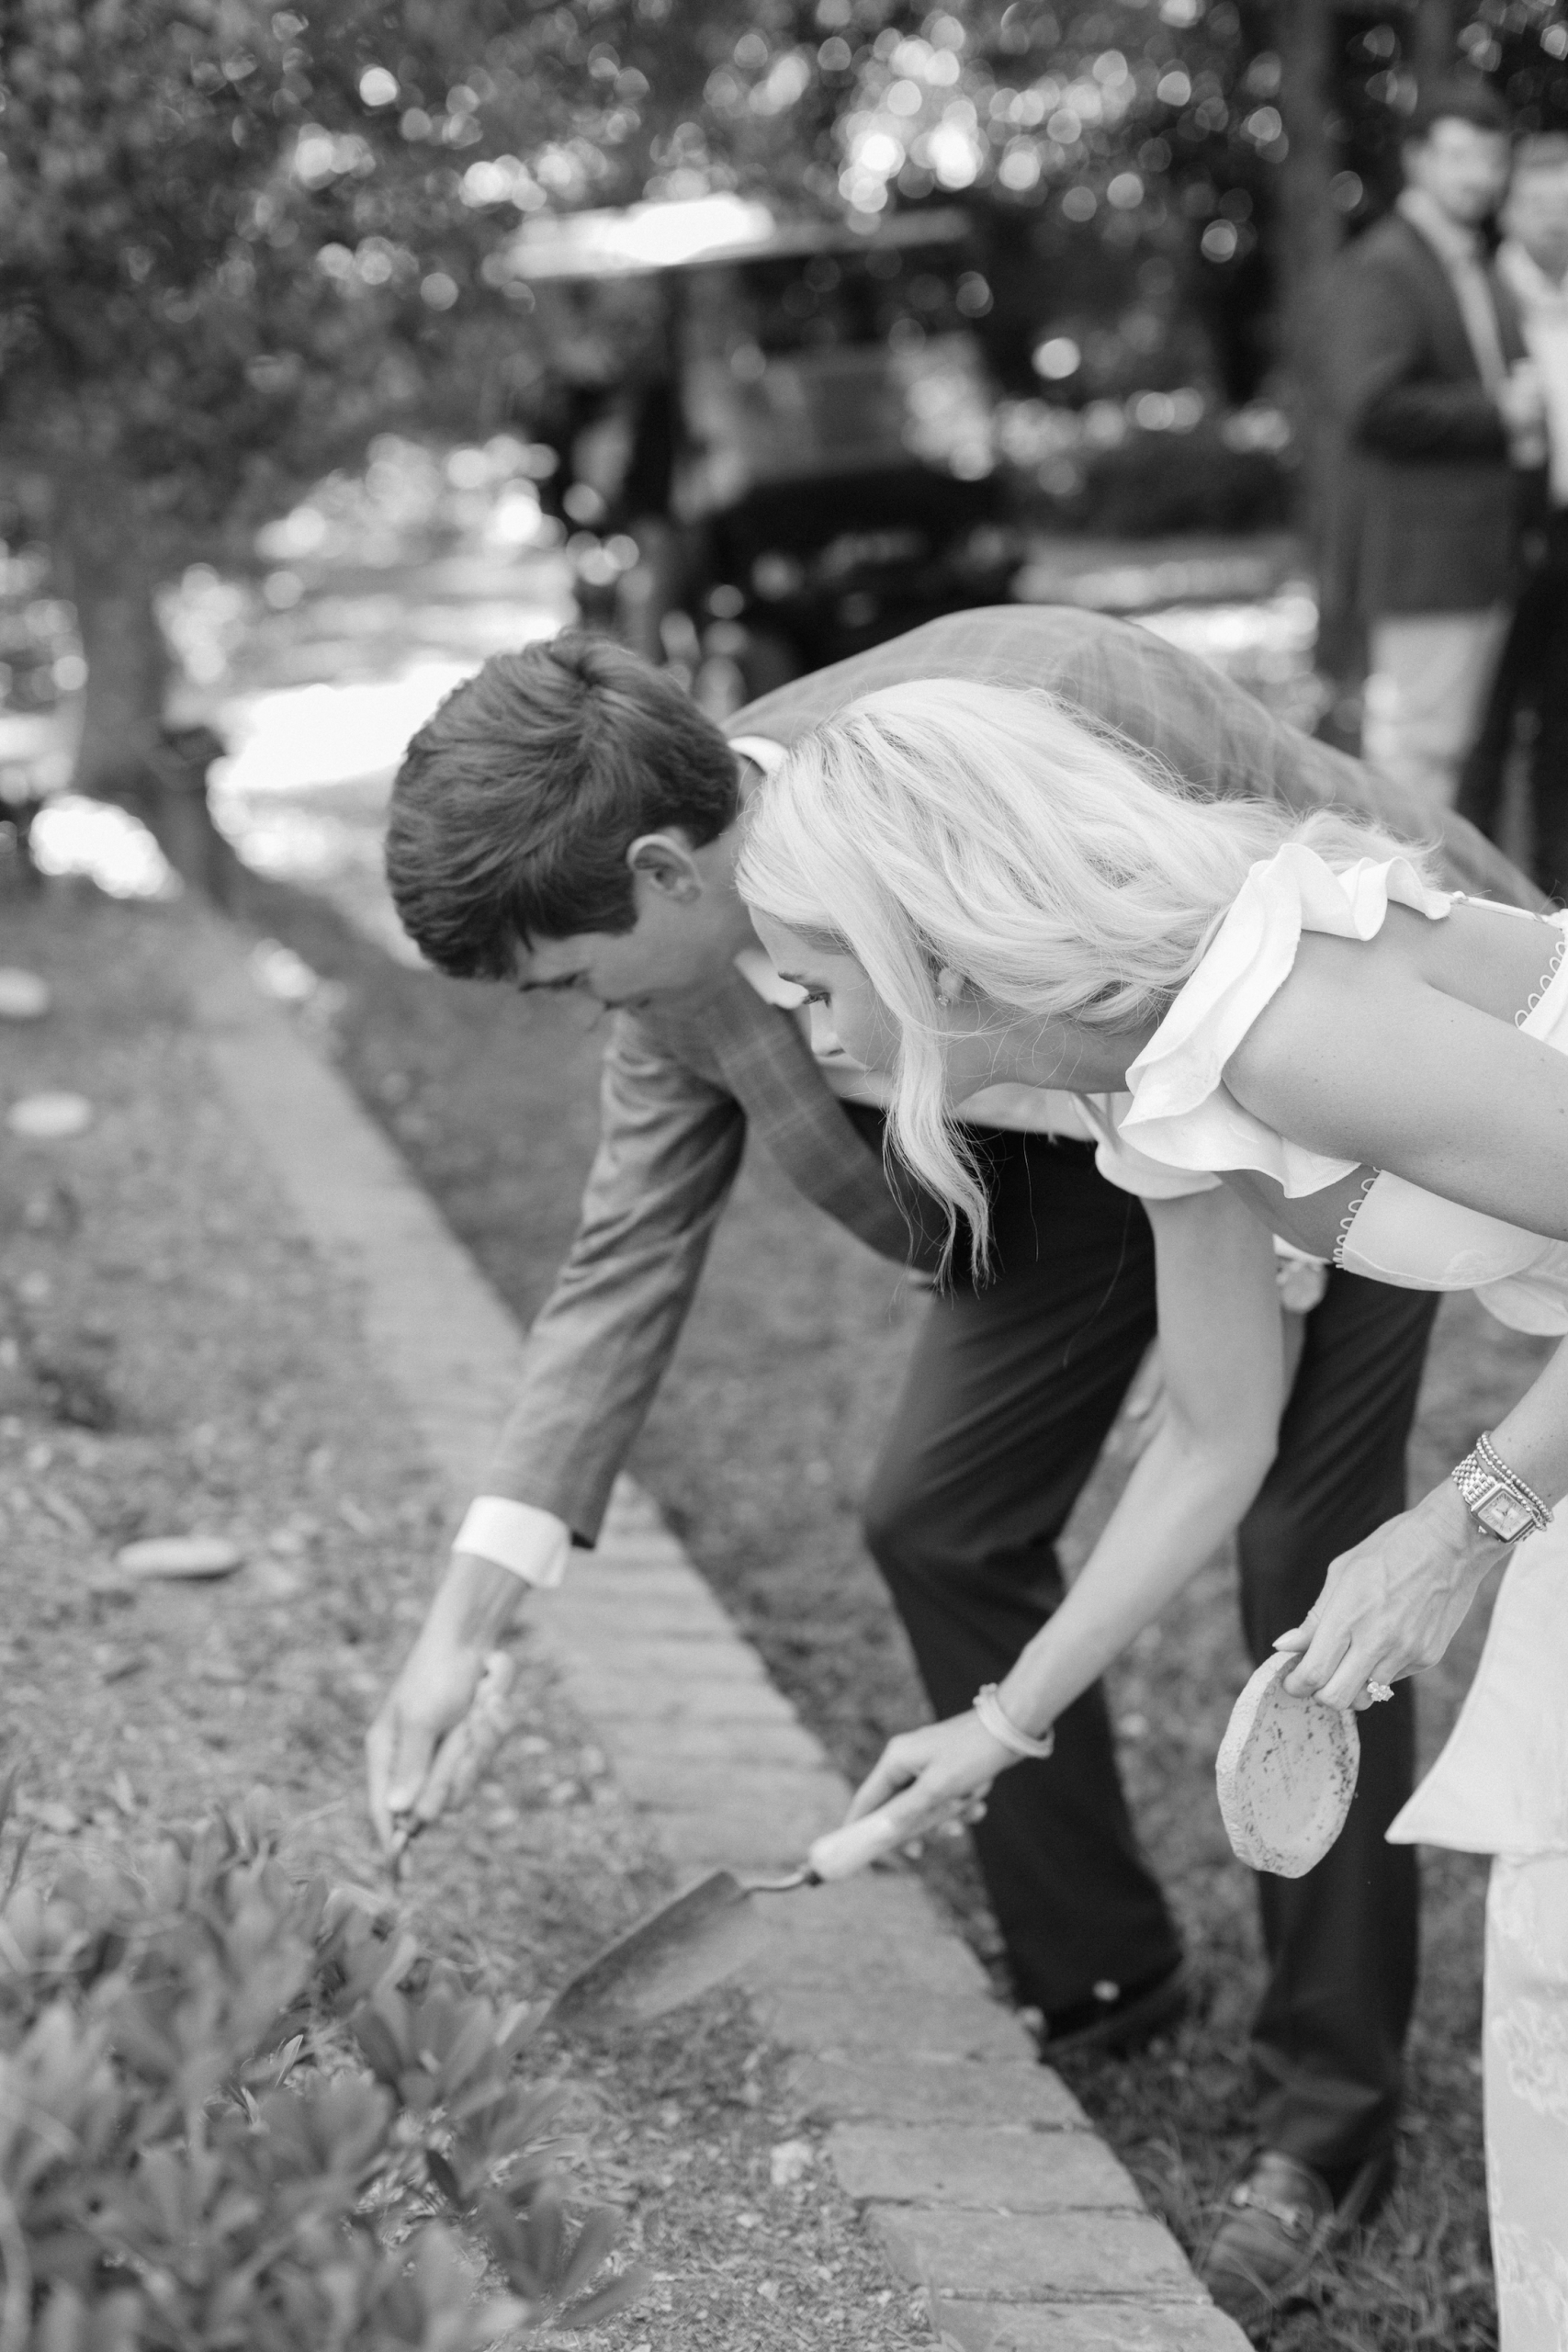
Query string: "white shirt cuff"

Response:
xmin=453 ymin=1498 xmax=570 ymax=1588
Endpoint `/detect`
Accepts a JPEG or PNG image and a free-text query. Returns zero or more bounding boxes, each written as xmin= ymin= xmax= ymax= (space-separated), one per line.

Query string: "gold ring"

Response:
xmin=1365 ymin=1680 xmax=1395 ymax=1704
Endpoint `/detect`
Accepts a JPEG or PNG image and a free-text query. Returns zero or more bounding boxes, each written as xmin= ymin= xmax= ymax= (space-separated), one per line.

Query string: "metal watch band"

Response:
xmin=1473 ymin=1433 xmax=1553 ymax=1527
xmin=1450 ymin=1433 xmax=1554 ymax=1544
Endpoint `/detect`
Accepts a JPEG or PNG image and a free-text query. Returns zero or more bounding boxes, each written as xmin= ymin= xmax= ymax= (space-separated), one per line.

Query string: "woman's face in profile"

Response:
xmin=749 ymin=912 xmax=1007 ymax=1101
xmin=750 ymin=914 xmax=898 ymax=1076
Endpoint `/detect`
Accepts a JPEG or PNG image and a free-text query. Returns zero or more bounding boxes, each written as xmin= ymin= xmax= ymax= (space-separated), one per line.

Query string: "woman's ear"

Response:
xmin=934 ymin=966 xmax=966 ymax=1008
xmin=626 ymin=831 xmax=702 ymax=902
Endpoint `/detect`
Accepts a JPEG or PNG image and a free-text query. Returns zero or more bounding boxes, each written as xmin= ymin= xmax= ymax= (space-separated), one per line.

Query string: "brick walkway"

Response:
xmin=189 ymin=913 xmax=1246 ymax=2352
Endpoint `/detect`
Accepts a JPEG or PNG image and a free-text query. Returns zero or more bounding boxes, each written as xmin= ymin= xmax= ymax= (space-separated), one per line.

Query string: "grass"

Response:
xmin=243 ymin=868 xmax=1554 ymax=2349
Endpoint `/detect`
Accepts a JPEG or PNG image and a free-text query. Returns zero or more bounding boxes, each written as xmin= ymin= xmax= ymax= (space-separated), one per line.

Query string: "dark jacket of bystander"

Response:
xmin=1327 ymin=210 xmax=1528 ymax=618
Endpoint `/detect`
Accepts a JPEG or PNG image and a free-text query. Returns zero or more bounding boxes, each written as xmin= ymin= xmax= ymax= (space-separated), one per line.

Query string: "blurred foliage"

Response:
xmin=0 ymin=0 xmax=716 ymax=559
xmin=3 ymin=0 xmax=1568 ymax=759
xmin=0 ymin=0 xmax=742 ymax=783
xmin=671 ymin=0 xmax=1568 ymax=402
xmin=997 ymin=390 xmax=1292 ymax=529
xmin=6 ymin=0 xmax=1568 ymax=564
xmin=0 ymin=1781 xmax=645 ymax=2350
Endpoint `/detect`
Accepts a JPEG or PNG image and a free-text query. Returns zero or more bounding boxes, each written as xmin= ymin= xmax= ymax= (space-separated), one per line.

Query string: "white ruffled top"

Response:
xmin=1116 ymin=842 xmax=1456 ymax=1194
xmin=1111 ymin=842 xmax=1568 ymax=1858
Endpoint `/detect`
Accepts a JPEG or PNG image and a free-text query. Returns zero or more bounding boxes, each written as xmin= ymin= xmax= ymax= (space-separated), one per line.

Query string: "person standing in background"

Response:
xmin=1334 ymin=80 xmax=1544 ymax=812
xmin=1460 ymin=134 xmax=1568 ymax=902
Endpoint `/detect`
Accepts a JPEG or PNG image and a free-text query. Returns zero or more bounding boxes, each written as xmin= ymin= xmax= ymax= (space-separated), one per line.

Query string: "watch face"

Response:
xmin=1477 ymin=1487 xmax=1535 ymax=1543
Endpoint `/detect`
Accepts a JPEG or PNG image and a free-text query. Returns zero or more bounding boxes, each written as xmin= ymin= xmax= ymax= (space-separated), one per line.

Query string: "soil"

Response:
xmin=0 ymin=882 xmax=933 ymax=2352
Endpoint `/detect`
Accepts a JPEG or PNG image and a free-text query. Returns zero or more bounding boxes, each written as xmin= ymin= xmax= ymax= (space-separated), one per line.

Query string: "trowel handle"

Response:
xmin=807 ymin=1804 xmax=912 ymax=1883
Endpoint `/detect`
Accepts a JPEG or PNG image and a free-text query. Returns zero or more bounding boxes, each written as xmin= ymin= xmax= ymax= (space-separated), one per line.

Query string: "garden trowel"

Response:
xmin=544 ymin=1805 xmax=912 ymax=2030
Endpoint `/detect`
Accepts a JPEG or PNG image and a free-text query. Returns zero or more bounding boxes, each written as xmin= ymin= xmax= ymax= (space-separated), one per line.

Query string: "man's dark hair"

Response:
xmin=1404 ymin=76 xmax=1513 ymax=148
xmin=385 ymin=632 xmax=741 ymax=977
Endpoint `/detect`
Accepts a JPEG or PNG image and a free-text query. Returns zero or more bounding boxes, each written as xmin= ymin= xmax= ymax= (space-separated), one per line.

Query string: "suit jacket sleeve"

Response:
xmin=1339 ymin=250 xmax=1508 ymax=460
xmin=480 ymin=1012 xmax=746 ymax=1544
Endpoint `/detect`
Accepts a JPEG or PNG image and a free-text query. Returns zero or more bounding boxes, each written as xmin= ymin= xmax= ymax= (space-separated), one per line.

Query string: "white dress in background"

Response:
xmin=1093 ymin=842 xmax=1568 ymax=2350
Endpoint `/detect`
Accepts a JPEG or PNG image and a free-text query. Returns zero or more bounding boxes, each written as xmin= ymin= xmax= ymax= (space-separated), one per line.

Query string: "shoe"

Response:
xmin=1034 ymin=1957 xmax=1190 ymax=2060
xmin=1198 ymin=2145 xmax=1395 ymax=2334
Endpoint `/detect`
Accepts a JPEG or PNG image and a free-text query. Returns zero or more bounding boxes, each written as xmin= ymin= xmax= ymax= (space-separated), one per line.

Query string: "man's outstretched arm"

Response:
xmin=367 ymin=1012 xmax=746 ymax=1849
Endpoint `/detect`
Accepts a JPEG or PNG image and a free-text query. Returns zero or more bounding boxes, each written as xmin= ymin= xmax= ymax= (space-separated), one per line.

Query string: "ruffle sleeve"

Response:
xmin=1074 ymin=1093 xmax=1223 ymax=1201
xmin=1117 ymin=845 xmax=1452 ymax=1200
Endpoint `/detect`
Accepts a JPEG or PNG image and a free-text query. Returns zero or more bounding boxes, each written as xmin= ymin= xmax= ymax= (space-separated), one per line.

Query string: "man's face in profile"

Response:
xmin=509 ymin=823 xmax=747 ymax=1013
xmin=1406 ymin=116 xmax=1513 ymax=228
xmin=1506 ymin=164 xmax=1568 ymax=283
xmin=510 ymin=917 xmax=713 ymax=1014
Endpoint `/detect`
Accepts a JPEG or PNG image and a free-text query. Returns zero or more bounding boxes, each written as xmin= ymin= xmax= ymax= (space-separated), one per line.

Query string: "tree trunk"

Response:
xmin=1273 ymin=0 xmax=1341 ymax=409
xmin=1271 ymin=0 xmax=1360 ymax=687
xmin=56 ymin=468 xmax=239 ymax=903
xmin=1412 ymin=0 xmax=1459 ymax=89
xmin=62 ymin=477 xmax=171 ymax=800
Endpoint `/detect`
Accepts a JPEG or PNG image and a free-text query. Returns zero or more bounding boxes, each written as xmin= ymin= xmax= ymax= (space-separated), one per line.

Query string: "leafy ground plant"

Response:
xmin=0 ymin=1781 xmax=645 ymax=2352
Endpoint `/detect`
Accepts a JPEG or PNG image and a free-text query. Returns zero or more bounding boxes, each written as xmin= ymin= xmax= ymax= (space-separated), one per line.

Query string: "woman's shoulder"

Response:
xmin=1129 ymin=843 xmax=1447 ymax=1105
xmin=1222 ymin=892 xmax=1457 ymax=1149
xmin=1221 ymin=926 xmax=1380 ymax=1099
xmin=1228 ymin=873 xmax=1553 ymax=1104
xmin=1114 ymin=840 xmax=1454 ymax=1196
xmin=1260 ymin=841 xmax=1451 ymax=933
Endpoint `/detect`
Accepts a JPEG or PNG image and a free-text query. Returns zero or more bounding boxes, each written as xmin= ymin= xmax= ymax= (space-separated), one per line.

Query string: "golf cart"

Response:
xmin=510 ymin=196 xmax=1020 ymax=701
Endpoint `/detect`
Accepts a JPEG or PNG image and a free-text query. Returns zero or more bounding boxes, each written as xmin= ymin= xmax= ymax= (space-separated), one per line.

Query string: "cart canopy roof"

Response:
xmin=509 ymin=194 xmax=968 ymax=281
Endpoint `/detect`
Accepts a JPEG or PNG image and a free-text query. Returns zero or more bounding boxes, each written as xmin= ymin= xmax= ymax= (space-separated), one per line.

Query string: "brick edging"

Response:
xmin=186 ymin=912 xmax=1246 ymax=2352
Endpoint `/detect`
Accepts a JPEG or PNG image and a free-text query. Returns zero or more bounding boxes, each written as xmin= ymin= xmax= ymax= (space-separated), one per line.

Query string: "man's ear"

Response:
xmin=626 ymin=831 xmax=703 ymax=903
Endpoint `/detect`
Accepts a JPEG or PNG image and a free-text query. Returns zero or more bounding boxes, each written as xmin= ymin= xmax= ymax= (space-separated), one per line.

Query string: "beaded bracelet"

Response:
xmin=974 ymin=1682 xmax=1055 ymax=1760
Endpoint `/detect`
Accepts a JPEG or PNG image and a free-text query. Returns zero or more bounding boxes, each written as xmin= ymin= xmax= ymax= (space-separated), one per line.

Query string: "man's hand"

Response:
xmin=1499 ymin=358 xmax=1548 ymax=463
xmin=1499 ymin=359 xmax=1545 ymax=428
xmin=1273 ymin=1480 xmax=1499 ymax=1712
xmin=366 ymin=1552 xmax=524 ymax=1851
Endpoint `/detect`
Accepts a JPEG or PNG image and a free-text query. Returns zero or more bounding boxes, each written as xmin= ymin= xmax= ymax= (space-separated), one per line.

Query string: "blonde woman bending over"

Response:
xmin=738 ymin=678 xmax=1568 ymax=2350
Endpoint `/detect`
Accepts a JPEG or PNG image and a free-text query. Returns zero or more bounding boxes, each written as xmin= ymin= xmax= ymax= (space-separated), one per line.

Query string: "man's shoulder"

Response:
xmin=1339 ymin=212 xmax=1445 ymax=300
xmin=1350 ymin=213 xmax=1417 ymax=266
xmin=727 ymin=605 xmax=1154 ymax=742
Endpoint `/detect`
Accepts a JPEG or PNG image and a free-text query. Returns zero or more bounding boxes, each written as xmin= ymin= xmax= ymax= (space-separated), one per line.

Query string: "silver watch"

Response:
xmin=1450 ymin=1432 xmax=1553 ymax=1544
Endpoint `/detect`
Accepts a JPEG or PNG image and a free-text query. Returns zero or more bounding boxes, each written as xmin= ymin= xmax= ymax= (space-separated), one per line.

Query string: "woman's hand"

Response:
xmin=1274 ymin=1479 xmax=1500 ymax=1711
xmin=844 ymin=1711 xmax=1017 ymax=1847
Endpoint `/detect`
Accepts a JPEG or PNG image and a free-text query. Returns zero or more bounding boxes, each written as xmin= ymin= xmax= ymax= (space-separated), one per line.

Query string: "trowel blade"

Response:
xmin=546 ymin=1870 xmax=770 ymax=2029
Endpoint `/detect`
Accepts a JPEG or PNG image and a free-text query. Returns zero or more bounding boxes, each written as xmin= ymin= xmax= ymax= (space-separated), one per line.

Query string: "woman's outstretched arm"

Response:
xmin=843 ymin=1186 xmax=1286 ymax=1838
xmin=1225 ymin=936 xmax=1568 ymax=1706
xmin=1225 ymin=938 xmax=1568 ymax=1244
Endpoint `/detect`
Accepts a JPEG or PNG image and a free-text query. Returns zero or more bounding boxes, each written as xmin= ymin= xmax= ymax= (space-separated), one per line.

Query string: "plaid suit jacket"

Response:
xmin=485 ymin=604 xmax=1532 ymax=1543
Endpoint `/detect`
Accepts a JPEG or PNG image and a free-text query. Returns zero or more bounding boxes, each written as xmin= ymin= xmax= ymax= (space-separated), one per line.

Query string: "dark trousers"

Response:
xmin=859 ymin=1124 xmax=1433 ymax=2176
xmin=1459 ymin=511 xmax=1568 ymax=905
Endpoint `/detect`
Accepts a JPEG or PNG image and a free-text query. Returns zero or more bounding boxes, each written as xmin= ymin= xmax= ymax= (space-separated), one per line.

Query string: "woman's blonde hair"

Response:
xmin=737 ymin=676 xmax=1429 ymax=1269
